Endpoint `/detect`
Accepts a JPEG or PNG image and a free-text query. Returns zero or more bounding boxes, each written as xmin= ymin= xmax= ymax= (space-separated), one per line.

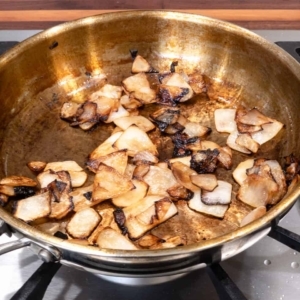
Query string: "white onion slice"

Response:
xmin=251 ymin=121 xmax=284 ymax=145
xmin=114 ymin=116 xmax=155 ymax=132
xmin=214 ymin=108 xmax=237 ymax=133
xmin=232 ymin=159 xmax=255 ymax=185
xmin=227 ymin=130 xmax=251 ymax=154
xmin=104 ymin=104 xmax=130 ymax=123
xmin=201 ymin=180 xmax=232 ymax=205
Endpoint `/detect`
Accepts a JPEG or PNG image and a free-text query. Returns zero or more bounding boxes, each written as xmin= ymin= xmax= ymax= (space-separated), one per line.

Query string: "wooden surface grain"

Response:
xmin=1 ymin=1 xmax=300 ymax=29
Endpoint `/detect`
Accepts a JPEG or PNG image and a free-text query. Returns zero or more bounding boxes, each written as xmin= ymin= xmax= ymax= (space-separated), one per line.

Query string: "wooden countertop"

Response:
xmin=1 ymin=1 xmax=300 ymax=30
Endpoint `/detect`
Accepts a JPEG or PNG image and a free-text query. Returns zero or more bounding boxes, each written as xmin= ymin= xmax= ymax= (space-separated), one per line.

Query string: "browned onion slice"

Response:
xmin=183 ymin=122 xmax=211 ymax=138
xmin=89 ymin=131 xmax=123 ymax=160
xmin=190 ymin=174 xmax=218 ymax=191
xmin=143 ymin=165 xmax=178 ymax=196
xmin=237 ymin=174 xmax=278 ymax=207
xmin=67 ymin=208 xmax=101 ymax=239
xmin=114 ymin=116 xmax=155 ymax=132
xmin=235 ymin=133 xmax=259 ymax=153
xmin=0 ymin=193 xmax=9 ymax=206
xmin=188 ymin=189 xmax=229 ymax=218
xmin=86 ymin=149 xmax=128 ymax=174
xmin=150 ymin=236 xmax=186 ymax=249
xmin=114 ymin=125 xmax=158 ymax=157
xmin=232 ymin=159 xmax=255 ymax=185
xmin=167 ymin=184 xmax=194 ymax=201
xmin=70 ymin=184 xmax=93 ymax=212
xmin=217 ymin=146 xmax=233 ymax=170
xmin=251 ymin=121 xmax=284 ymax=145
xmin=112 ymin=179 xmax=148 ymax=207
xmin=227 ymin=130 xmax=251 ymax=154
xmin=201 ymin=180 xmax=232 ymax=205
xmin=27 ymin=161 xmax=47 ymax=173
xmin=92 ymin=164 xmax=135 ymax=204
xmin=60 ymin=102 xmax=81 ymax=120
xmin=132 ymin=151 xmax=159 ymax=165
xmin=188 ymin=72 xmax=206 ymax=94
xmin=238 ymin=108 xmax=272 ymax=126
xmin=104 ymin=104 xmax=130 ymax=123
xmin=160 ymin=73 xmax=193 ymax=102
xmin=44 ymin=161 xmax=83 ymax=172
xmin=0 ymin=176 xmax=37 ymax=187
xmin=124 ymin=195 xmax=177 ymax=239
xmin=170 ymin=161 xmax=198 ymax=192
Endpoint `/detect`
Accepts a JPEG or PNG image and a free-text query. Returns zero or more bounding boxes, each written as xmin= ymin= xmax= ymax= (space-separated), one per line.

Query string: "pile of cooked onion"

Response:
xmin=0 ymin=51 xmax=298 ymax=250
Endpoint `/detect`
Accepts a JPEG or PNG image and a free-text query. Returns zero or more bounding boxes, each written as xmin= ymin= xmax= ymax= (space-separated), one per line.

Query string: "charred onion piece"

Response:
xmin=190 ymin=149 xmax=220 ymax=174
xmin=86 ymin=149 xmax=128 ymax=174
xmin=188 ymin=189 xmax=228 ymax=218
xmin=67 ymin=208 xmax=101 ymax=239
xmin=166 ymin=184 xmax=194 ymax=201
xmin=124 ymin=195 xmax=177 ymax=239
xmin=158 ymin=84 xmax=190 ymax=106
xmin=113 ymin=208 xmax=127 ymax=235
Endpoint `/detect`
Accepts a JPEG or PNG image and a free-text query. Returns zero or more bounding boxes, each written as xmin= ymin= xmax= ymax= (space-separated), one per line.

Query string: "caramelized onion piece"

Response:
xmin=235 ymin=133 xmax=259 ymax=153
xmin=132 ymin=55 xmax=157 ymax=73
xmin=188 ymin=189 xmax=228 ymax=218
xmin=132 ymin=163 xmax=150 ymax=180
xmin=201 ymin=180 xmax=232 ymax=205
xmin=150 ymin=236 xmax=186 ymax=249
xmin=150 ymin=107 xmax=180 ymax=128
xmin=0 ymin=193 xmax=9 ymax=206
xmin=143 ymin=165 xmax=178 ymax=196
xmin=214 ymin=108 xmax=237 ymax=133
xmin=112 ymin=179 xmax=148 ymax=207
xmin=227 ymin=130 xmax=251 ymax=154
xmin=86 ymin=149 xmax=128 ymax=175
xmin=238 ymin=108 xmax=272 ymax=126
xmin=160 ymin=73 xmax=193 ymax=102
xmin=217 ymin=146 xmax=233 ymax=170
xmin=104 ymin=104 xmax=130 ymax=123
xmin=0 ymin=176 xmax=37 ymax=187
xmin=183 ymin=122 xmax=211 ymax=138
xmin=170 ymin=161 xmax=198 ymax=192
xmin=240 ymin=206 xmax=267 ymax=227
xmin=13 ymin=192 xmax=51 ymax=222
xmin=232 ymin=159 xmax=255 ymax=185
xmin=67 ymin=208 xmax=101 ymax=239
xmin=132 ymin=151 xmax=159 ymax=165
xmin=114 ymin=115 xmax=155 ymax=132
xmin=114 ymin=125 xmax=158 ymax=157
xmin=122 ymin=73 xmax=157 ymax=104
xmin=70 ymin=184 xmax=93 ymax=212
xmin=124 ymin=195 xmax=177 ymax=239
xmin=251 ymin=120 xmax=284 ymax=145
xmin=138 ymin=234 xmax=165 ymax=248
xmin=158 ymin=84 xmax=190 ymax=106
xmin=44 ymin=161 xmax=83 ymax=172
xmin=27 ymin=161 xmax=47 ymax=173
xmin=190 ymin=174 xmax=218 ymax=191
xmin=167 ymin=184 xmax=194 ymax=201
xmin=97 ymin=227 xmax=138 ymax=250
xmin=92 ymin=164 xmax=135 ymax=204
xmin=89 ymin=131 xmax=123 ymax=160
xmin=188 ymin=72 xmax=206 ymax=94
xmin=60 ymin=102 xmax=81 ymax=120
xmin=237 ymin=174 xmax=278 ymax=208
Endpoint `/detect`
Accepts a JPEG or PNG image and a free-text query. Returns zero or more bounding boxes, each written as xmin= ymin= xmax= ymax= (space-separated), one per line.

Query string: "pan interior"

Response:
xmin=0 ymin=11 xmax=300 ymax=250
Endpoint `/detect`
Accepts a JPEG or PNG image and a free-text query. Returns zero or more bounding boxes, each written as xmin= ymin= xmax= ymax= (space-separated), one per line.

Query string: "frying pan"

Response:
xmin=0 ymin=11 xmax=300 ymax=279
